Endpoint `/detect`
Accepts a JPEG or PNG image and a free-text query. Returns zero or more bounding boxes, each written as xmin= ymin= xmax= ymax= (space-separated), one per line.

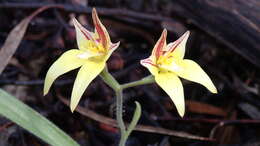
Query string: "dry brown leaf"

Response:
xmin=0 ymin=6 xmax=58 ymax=74
xmin=186 ymin=100 xmax=227 ymax=117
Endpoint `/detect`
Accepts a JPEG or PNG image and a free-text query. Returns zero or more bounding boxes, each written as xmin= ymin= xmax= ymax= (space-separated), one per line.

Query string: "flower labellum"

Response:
xmin=140 ymin=29 xmax=217 ymax=117
xmin=44 ymin=8 xmax=120 ymax=112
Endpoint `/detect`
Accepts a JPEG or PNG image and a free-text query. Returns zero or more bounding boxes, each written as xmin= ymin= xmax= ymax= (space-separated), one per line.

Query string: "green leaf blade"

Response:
xmin=125 ymin=101 xmax=142 ymax=138
xmin=0 ymin=89 xmax=79 ymax=146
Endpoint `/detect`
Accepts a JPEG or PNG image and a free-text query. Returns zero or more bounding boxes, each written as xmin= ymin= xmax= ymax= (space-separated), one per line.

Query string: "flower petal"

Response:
xmin=152 ymin=29 xmax=167 ymax=60
xmin=70 ymin=60 xmax=105 ymax=112
xmin=106 ymin=41 xmax=120 ymax=60
xmin=92 ymin=8 xmax=111 ymax=49
xmin=176 ymin=59 xmax=217 ymax=93
xmin=166 ymin=31 xmax=190 ymax=59
xmin=140 ymin=57 xmax=158 ymax=76
xmin=109 ymin=42 xmax=120 ymax=52
xmin=44 ymin=49 xmax=85 ymax=95
xmin=73 ymin=18 xmax=95 ymax=51
xmin=155 ymin=72 xmax=185 ymax=117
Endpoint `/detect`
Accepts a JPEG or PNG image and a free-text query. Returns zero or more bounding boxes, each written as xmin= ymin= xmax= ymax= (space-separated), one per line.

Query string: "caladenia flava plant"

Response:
xmin=43 ymin=8 xmax=217 ymax=146
xmin=140 ymin=29 xmax=217 ymax=117
xmin=43 ymin=8 xmax=152 ymax=146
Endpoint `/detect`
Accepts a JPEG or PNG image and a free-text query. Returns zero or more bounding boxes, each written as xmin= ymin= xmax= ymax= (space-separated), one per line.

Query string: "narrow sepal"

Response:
xmin=44 ymin=50 xmax=85 ymax=95
xmin=155 ymin=72 xmax=185 ymax=117
xmin=177 ymin=59 xmax=217 ymax=93
xmin=152 ymin=29 xmax=167 ymax=60
xmin=165 ymin=31 xmax=190 ymax=59
xmin=140 ymin=57 xmax=158 ymax=76
xmin=73 ymin=18 xmax=95 ymax=51
xmin=70 ymin=61 xmax=106 ymax=112
xmin=106 ymin=41 xmax=120 ymax=60
xmin=92 ymin=8 xmax=111 ymax=49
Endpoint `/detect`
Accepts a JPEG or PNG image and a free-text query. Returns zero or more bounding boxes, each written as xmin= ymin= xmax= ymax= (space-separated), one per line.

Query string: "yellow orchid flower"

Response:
xmin=44 ymin=8 xmax=120 ymax=112
xmin=140 ymin=29 xmax=217 ymax=117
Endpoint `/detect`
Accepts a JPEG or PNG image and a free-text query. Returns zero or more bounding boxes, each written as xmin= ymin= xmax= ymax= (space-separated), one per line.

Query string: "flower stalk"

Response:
xmin=116 ymin=89 xmax=126 ymax=146
xmin=100 ymin=67 xmax=151 ymax=146
xmin=100 ymin=66 xmax=121 ymax=91
xmin=121 ymin=75 xmax=155 ymax=89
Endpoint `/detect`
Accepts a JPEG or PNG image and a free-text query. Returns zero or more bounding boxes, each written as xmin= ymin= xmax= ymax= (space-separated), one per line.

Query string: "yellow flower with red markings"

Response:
xmin=44 ymin=8 xmax=120 ymax=112
xmin=141 ymin=29 xmax=217 ymax=117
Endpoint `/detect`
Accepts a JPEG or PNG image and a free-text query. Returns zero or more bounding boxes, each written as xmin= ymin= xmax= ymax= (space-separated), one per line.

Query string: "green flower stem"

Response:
xmin=100 ymin=66 xmax=121 ymax=91
xmin=116 ymin=89 xmax=126 ymax=134
xmin=100 ymin=67 xmax=126 ymax=146
xmin=100 ymin=67 xmax=149 ymax=146
xmin=116 ymin=89 xmax=127 ymax=146
xmin=121 ymin=75 xmax=155 ymax=89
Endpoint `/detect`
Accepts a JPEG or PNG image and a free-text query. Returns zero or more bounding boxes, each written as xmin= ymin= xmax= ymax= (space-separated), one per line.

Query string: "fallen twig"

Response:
xmin=209 ymin=119 xmax=260 ymax=139
xmin=157 ymin=117 xmax=260 ymax=124
xmin=57 ymin=94 xmax=215 ymax=142
xmin=0 ymin=3 xmax=173 ymax=22
xmin=0 ymin=79 xmax=72 ymax=86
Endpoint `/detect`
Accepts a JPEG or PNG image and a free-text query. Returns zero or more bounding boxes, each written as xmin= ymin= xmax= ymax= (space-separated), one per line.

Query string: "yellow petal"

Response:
xmin=151 ymin=29 xmax=167 ymax=60
xmin=44 ymin=49 xmax=85 ymax=95
xmin=92 ymin=8 xmax=111 ymax=49
xmin=166 ymin=31 xmax=190 ymax=59
xmin=155 ymin=72 xmax=185 ymax=117
xmin=176 ymin=59 xmax=217 ymax=93
xmin=140 ymin=57 xmax=158 ymax=76
xmin=70 ymin=60 xmax=105 ymax=112
xmin=73 ymin=18 xmax=96 ymax=51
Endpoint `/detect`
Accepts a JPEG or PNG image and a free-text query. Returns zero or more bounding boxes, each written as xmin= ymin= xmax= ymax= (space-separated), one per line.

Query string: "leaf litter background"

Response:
xmin=0 ymin=0 xmax=260 ymax=145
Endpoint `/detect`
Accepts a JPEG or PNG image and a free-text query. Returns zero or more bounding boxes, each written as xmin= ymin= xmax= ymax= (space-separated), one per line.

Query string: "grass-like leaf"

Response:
xmin=0 ymin=89 xmax=79 ymax=146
